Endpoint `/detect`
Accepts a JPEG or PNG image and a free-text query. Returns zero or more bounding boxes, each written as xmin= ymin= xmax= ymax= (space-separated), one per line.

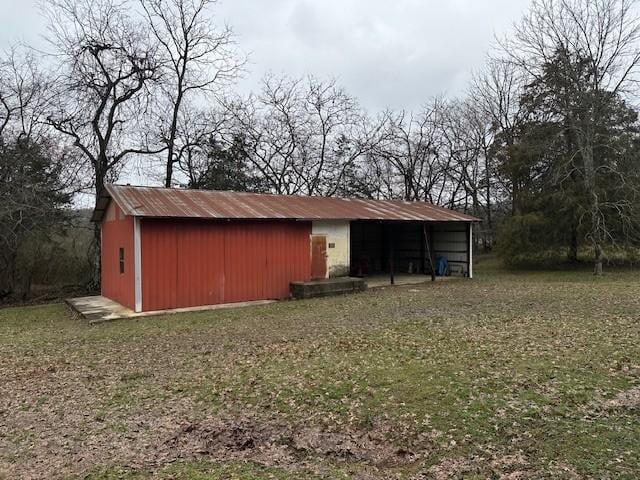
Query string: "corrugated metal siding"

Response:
xmin=140 ymin=219 xmax=312 ymax=311
xmin=101 ymin=202 xmax=135 ymax=309
xmin=93 ymin=184 xmax=480 ymax=223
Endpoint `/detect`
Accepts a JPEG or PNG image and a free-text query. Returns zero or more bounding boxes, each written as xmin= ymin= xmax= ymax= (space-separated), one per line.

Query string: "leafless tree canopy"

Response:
xmin=140 ymin=0 xmax=244 ymax=187
xmin=223 ymin=75 xmax=379 ymax=196
xmin=0 ymin=48 xmax=51 ymax=143
xmin=45 ymin=0 xmax=164 ymax=195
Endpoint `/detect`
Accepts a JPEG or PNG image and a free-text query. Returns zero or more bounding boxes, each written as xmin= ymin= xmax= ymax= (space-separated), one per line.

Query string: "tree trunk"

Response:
xmin=165 ymin=158 xmax=174 ymax=188
xmin=511 ymin=174 xmax=520 ymax=216
xmin=485 ymin=156 xmax=492 ymax=251
xmin=21 ymin=270 xmax=33 ymax=302
xmin=594 ymin=242 xmax=603 ymax=276
xmin=579 ymin=128 xmax=603 ymax=275
xmin=568 ymin=221 xmax=578 ymax=262
xmin=89 ymin=222 xmax=101 ymax=292
xmin=164 ymin=74 xmax=184 ymax=188
xmin=1 ymin=249 xmax=19 ymax=301
xmin=90 ymin=175 xmax=105 ymax=292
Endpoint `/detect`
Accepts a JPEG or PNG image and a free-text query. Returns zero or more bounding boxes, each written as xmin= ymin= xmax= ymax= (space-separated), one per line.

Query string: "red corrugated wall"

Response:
xmin=101 ymin=202 xmax=135 ymax=309
xmin=140 ymin=219 xmax=312 ymax=311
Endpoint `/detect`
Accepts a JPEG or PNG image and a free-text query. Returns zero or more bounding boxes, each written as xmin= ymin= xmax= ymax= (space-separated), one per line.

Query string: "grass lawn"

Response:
xmin=1 ymin=258 xmax=639 ymax=479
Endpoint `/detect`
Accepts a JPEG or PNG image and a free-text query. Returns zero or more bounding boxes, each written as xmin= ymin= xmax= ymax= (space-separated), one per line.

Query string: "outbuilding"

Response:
xmin=92 ymin=185 xmax=479 ymax=313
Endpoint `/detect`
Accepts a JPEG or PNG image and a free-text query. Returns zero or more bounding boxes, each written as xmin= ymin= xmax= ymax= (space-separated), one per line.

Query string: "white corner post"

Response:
xmin=133 ymin=216 xmax=142 ymax=312
xmin=468 ymin=222 xmax=473 ymax=279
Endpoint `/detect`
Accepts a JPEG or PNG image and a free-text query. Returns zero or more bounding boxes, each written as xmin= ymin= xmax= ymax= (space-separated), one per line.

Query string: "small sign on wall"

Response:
xmin=328 ymin=242 xmax=336 ymax=249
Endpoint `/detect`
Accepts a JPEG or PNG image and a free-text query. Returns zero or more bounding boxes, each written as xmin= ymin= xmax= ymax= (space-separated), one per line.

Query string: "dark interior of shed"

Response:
xmin=349 ymin=221 xmax=436 ymax=281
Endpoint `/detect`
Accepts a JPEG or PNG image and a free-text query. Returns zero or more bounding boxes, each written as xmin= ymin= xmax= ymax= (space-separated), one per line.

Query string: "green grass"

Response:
xmin=1 ymin=258 xmax=639 ymax=479
xmin=84 ymin=460 xmax=337 ymax=480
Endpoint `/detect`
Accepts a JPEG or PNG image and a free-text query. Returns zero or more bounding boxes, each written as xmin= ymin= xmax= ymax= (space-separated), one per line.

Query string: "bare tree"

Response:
xmin=461 ymin=98 xmax=499 ymax=249
xmin=0 ymin=47 xmax=51 ymax=143
xmin=439 ymin=99 xmax=487 ymax=213
xmin=140 ymin=0 xmax=244 ymax=187
xmin=470 ymin=58 xmax=529 ymax=214
xmin=299 ymin=76 xmax=375 ymax=196
xmin=44 ymin=0 xmax=164 ymax=285
xmin=372 ymin=99 xmax=450 ymax=203
xmin=225 ymin=75 xmax=378 ymax=196
xmin=502 ymin=0 xmax=640 ymax=274
xmin=225 ymin=76 xmax=305 ymax=194
xmin=174 ymin=103 xmax=231 ymax=186
xmin=0 ymin=52 xmax=22 ymax=141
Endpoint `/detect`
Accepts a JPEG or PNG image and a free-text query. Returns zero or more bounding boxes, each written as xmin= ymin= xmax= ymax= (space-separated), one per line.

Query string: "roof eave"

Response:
xmin=91 ymin=185 xmax=124 ymax=223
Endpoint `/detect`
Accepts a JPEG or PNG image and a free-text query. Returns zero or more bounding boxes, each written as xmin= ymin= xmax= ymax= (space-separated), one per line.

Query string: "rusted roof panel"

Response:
xmin=92 ymin=184 xmax=480 ymax=223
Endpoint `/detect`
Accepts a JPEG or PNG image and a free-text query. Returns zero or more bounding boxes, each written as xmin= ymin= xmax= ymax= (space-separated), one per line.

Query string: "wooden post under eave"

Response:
xmin=423 ymin=223 xmax=436 ymax=282
xmin=420 ymin=222 xmax=426 ymax=274
xmin=429 ymin=224 xmax=436 ymax=282
xmin=466 ymin=222 xmax=473 ymax=279
xmin=388 ymin=223 xmax=395 ymax=285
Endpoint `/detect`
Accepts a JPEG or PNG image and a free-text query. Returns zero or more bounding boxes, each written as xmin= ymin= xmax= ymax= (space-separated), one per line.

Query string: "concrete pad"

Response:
xmin=66 ymin=295 xmax=276 ymax=324
xmin=290 ymin=277 xmax=367 ymax=299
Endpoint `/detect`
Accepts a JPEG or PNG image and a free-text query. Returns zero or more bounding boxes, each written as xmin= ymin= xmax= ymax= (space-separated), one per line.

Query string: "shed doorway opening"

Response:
xmin=349 ymin=221 xmax=433 ymax=282
xmin=349 ymin=220 xmax=473 ymax=285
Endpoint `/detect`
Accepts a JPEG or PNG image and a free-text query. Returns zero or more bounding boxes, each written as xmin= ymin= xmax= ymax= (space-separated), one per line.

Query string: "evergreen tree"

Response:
xmin=0 ymin=138 xmax=72 ymax=299
xmin=187 ymin=134 xmax=268 ymax=192
xmin=496 ymin=51 xmax=640 ymax=264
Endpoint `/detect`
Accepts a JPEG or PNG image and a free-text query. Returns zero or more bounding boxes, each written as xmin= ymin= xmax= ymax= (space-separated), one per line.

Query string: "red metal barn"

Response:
xmin=92 ymin=185 xmax=479 ymax=313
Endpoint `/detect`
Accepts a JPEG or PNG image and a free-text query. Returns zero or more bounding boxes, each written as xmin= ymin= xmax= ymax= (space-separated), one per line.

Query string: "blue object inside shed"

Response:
xmin=435 ymin=256 xmax=449 ymax=276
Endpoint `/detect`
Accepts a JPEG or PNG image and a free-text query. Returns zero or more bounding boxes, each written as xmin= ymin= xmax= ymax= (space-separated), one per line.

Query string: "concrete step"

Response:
xmin=290 ymin=277 xmax=367 ymax=299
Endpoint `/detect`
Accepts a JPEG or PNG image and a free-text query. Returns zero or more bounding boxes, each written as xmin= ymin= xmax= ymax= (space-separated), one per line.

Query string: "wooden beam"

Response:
xmin=379 ymin=221 xmax=385 ymax=275
xmin=423 ymin=223 xmax=436 ymax=282
xmin=466 ymin=222 xmax=473 ymax=279
xmin=388 ymin=223 xmax=395 ymax=285
xmin=420 ymin=222 xmax=426 ymax=274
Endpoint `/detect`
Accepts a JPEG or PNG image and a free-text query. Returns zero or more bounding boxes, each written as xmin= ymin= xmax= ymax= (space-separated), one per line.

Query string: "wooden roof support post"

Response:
xmin=420 ymin=222 xmax=426 ymax=275
xmin=388 ymin=223 xmax=395 ymax=285
xmin=423 ymin=223 xmax=436 ymax=282
xmin=466 ymin=222 xmax=473 ymax=279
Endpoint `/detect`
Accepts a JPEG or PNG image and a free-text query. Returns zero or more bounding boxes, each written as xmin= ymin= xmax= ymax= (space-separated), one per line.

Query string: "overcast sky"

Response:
xmin=2 ymin=0 xmax=531 ymax=111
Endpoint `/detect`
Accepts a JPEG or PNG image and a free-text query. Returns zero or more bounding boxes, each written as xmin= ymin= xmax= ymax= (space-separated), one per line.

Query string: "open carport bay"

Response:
xmin=349 ymin=220 xmax=471 ymax=278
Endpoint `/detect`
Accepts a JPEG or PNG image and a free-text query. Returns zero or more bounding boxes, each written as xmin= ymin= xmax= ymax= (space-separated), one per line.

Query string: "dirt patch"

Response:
xmin=602 ymin=386 xmax=640 ymax=410
xmin=420 ymin=456 xmax=485 ymax=479
xmin=155 ymin=414 xmax=295 ymax=467
xmin=547 ymin=461 xmax=582 ymax=479
xmin=291 ymin=427 xmax=404 ymax=464
xmin=585 ymin=385 xmax=640 ymax=417
xmin=415 ymin=452 xmax=535 ymax=480
xmin=154 ymin=413 xmax=419 ymax=470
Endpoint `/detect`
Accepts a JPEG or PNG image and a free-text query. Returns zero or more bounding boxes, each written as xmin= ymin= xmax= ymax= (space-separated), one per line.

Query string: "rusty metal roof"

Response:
xmin=92 ymin=184 xmax=480 ymax=223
